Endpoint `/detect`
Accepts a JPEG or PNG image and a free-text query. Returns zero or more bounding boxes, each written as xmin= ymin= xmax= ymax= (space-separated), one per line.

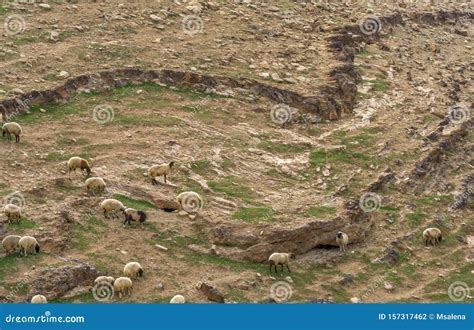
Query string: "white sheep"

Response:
xmin=2 ymin=234 xmax=21 ymax=255
xmin=18 ymin=236 xmax=40 ymax=257
xmin=2 ymin=122 xmax=22 ymax=143
xmin=123 ymin=262 xmax=143 ymax=279
xmin=31 ymin=294 xmax=47 ymax=304
xmin=176 ymin=191 xmax=203 ymax=213
xmin=123 ymin=208 xmax=147 ymax=228
xmin=85 ymin=177 xmax=106 ymax=195
xmin=3 ymin=203 xmax=21 ymax=223
xmin=268 ymin=252 xmax=295 ymax=274
xmin=100 ymin=199 xmax=126 ymax=219
xmin=336 ymin=231 xmax=349 ymax=252
xmin=423 ymin=227 xmax=443 ymax=246
xmin=113 ymin=277 xmax=133 ymax=298
xmin=148 ymin=161 xmax=174 ymax=185
xmin=67 ymin=156 xmax=91 ymax=178
xmin=170 ymin=295 xmax=186 ymax=304
xmin=94 ymin=276 xmax=115 ymax=286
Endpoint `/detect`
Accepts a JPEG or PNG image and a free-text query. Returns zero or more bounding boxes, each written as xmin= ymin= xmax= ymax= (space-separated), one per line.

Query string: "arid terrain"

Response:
xmin=0 ymin=0 xmax=472 ymax=304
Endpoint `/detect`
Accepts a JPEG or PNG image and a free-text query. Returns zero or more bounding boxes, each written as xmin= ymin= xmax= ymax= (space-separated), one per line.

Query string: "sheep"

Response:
xmin=170 ymin=295 xmax=185 ymax=304
xmin=100 ymin=199 xmax=126 ymax=219
xmin=31 ymin=295 xmax=47 ymax=304
xmin=336 ymin=231 xmax=349 ymax=252
xmin=18 ymin=236 xmax=40 ymax=257
xmin=123 ymin=262 xmax=143 ymax=280
xmin=94 ymin=276 xmax=115 ymax=286
xmin=423 ymin=227 xmax=443 ymax=246
xmin=268 ymin=252 xmax=295 ymax=274
xmin=67 ymin=156 xmax=91 ymax=178
xmin=113 ymin=277 xmax=133 ymax=298
xmin=85 ymin=177 xmax=106 ymax=195
xmin=2 ymin=122 xmax=22 ymax=143
xmin=3 ymin=203 xmax=21 ymax=223
xmin=148 ymin=161 xmax=174 ymax=185
xmin=123 ymin=208 xmax=147 ymax=228
xmin=2 ymin=235 xmax=21 ymax=255
xmin=176 ymin=191 xmax=203 ymax=214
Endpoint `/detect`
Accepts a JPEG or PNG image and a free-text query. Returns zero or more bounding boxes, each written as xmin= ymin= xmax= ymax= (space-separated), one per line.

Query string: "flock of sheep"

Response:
xmin=1 ymin=120 xmax=446 ymax=303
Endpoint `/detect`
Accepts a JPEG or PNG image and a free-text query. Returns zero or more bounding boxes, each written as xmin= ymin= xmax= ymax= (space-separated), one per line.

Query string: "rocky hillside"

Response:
xmin=0 ymin=0 xmax=472 ymax=304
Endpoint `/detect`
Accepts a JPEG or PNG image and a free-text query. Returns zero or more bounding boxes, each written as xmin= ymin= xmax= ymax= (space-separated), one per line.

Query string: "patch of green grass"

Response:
xmin=50 ymin=292 xmax=97 ymax=303
xmin=18 ymin=103 xmax=85 ymax=124
xmin=306 ymin=206 xmax=337 ymax=217
xmin=190 ymin=159 xmax=212 ymax=176
xmin=0 ymin=255 xmax=19 ymax=280
xmin=257 ymin=141 xmax=309 ymax=155
xmin=406 ymin=210 xmax=426 ymax=227
xmin=56 ymin=136 xmax=89 ymax=147
xmin=363 ymin=79 xmax=390 ymax=93
xmin=322 ymin=283 xmax=349 ymax=303
xmin=7 ymin=217 xmax=39 ymax=234
xmin=232 ymin=207 xmax=274 ymax=223
xmin=113 ymin=194 xmax=155 ymax=210
xmin=221 ymin=159 xmax=235 ymax=170
xmin=423 ymin=263 xmax=473 ymax=296
xmin=114 ymin=114 xmax=184 ymax=127
xmin=183 ymin=251 xmax=268 ymax=273
xmin=0 ymin=6 xmax=8 ymax=14
xmin=309 ymin=149 xmax=373 ymax=168
xmin=208 ymin=176 xmax=256 ymax=203
xmin=415 ymin=195 xmax=451 ymax=207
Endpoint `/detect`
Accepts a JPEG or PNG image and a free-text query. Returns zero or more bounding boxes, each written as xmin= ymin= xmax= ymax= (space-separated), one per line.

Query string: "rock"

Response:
xmin=57 ymin=71 xmax=70 ymax=79
xmin=38 ymin=3 xmax=52 ymax=10
xmin=155 ymin=244 xmax=168 ymax=251
xmin=156 ymin=283 xmax=164 ymax=291
xmin=350 ymin=297 xmax=360 ymax=303
xmin=339 ymin=274 xmax=354 ymax=286
xmin=28 ymin=264 xmax=98 ymax=301
xmin=285 ymin=276 xmax=293 ymax=283
xmin=196 ymin=282 xmax=225 ymax=303
xmin=384 ymin=282 xmax=394 ymax=291
xmin=149 ymin=15 xmax=162 ymax=23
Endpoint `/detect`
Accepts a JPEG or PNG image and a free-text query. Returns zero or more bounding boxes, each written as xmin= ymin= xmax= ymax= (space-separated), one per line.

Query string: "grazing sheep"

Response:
xmin=123 ymin=208 xmax=147 ymax=228
xmin=100 ymin=199 xmax=126 ymax=219
xmin=170 ymin=295 xmax=185 ymax=304
xmin=176 ymin=191 xmax=203 ymax=213
xmin=67 ymin=156 xmax=91 ymax=178
xmin=148 ymin=161 xmax=174 ymax=185
xmin=336 ymin=231 xmax=349 ymax=252
xmin=2 ymin=122 xmax=22 ymax=143
xmin=18 ymin=236 xmax=40 ymax=257
xmin=268 ymin=252 xmax=295 ymax=274
xmin=423 ymin=227 xmax=443 ymax=246
xmin=2 ymin=235 xmax=21 ymax=255
xmin=94 ymin=276 xmax=115 ymax=286
xmin=85 ymin=177 xmax=106 ymax=195
xmin=113 ymin=277 xmax=133 ymax=298
xmin=123 ymin=262 xmax=143 ymax=279
xmin=31 ymin=295 xmax=47 ymax=304
xmin=3 ymin=204 xmax=21 ymax=223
